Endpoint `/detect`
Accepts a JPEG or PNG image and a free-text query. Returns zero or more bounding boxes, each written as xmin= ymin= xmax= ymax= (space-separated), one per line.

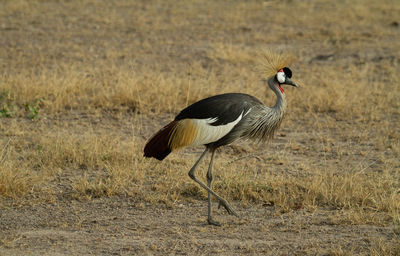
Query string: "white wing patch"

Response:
xmin=244 ymin=107 xmax=252 ymax=117
xmin=189 ymin=112 xmax=244 ymax=146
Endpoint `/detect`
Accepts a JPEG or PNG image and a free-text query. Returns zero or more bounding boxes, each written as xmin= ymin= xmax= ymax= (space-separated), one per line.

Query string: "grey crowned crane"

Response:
xmin=144 ymin=52 xmax=299 ymax=226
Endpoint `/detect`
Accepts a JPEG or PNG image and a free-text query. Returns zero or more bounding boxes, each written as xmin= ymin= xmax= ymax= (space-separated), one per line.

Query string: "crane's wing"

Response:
xmin=167 ymin=93 xmax=263 ymax=148
xmin=175 ymin=93 xmax=262 ymax=125
xmin=144 ymin=93 xmax=263 ymax=160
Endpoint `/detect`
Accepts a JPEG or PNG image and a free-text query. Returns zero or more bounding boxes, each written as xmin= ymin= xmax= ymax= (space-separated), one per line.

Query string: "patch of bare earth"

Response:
xmin=0 ymin=199 xmax=397 ymax=255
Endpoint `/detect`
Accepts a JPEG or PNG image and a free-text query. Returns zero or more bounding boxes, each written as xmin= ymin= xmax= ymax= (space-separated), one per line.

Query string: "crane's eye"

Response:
xmin=276 ymin=70 xmax=285 ymax=84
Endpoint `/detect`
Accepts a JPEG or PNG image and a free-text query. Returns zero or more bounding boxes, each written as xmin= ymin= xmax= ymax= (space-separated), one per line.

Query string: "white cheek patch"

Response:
xmin=277 ymin=71 xmax=285 ymax=84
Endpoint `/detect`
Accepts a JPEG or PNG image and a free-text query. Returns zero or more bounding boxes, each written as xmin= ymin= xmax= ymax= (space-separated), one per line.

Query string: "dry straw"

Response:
xmin=257 ymin=50 xmax=297 ymax=78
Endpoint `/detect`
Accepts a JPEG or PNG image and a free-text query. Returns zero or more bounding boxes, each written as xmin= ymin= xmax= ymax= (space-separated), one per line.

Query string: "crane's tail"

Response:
xmin=143 ymin=121 xmax=178 ymax=160
xmin=144 ymin=119 xmax=201 ymax=160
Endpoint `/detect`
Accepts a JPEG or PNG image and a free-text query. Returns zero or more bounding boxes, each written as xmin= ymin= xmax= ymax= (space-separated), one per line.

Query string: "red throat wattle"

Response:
xmin=277 ymin=84 xmax=284 ymax=93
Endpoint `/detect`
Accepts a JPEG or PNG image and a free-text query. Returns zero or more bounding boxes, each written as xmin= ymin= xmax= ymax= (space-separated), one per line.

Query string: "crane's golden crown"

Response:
xmin=258 ymin=50 xmax=295 ymax=78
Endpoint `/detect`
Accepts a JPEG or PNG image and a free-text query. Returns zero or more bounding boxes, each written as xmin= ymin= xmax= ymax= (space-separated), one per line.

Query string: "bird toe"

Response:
xmin=207 ymin=218 xmax=221 ymax=226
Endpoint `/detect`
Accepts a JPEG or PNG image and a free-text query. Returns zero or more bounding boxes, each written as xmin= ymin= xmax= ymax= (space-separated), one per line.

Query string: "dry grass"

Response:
xmin=0 ymin=0 xmax=399 ymax=254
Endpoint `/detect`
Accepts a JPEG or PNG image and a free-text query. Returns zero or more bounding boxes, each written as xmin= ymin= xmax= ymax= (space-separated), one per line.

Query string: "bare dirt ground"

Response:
xmin=0 ymin=0 xmax=399 ymax=255
xmin=0 ymin=198 xmax=396 ymax=255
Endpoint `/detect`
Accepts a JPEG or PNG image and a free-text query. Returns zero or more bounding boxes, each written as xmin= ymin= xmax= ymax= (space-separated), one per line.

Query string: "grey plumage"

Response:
xmin=243 ymin=77 xmax=287 ymax=142
xmin=208 ymin=76 xmax=287 ymax=149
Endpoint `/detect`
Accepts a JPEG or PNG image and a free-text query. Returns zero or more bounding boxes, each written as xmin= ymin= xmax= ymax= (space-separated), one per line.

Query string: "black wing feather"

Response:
xmin=175 ymin=93 xmax=262 ymax=126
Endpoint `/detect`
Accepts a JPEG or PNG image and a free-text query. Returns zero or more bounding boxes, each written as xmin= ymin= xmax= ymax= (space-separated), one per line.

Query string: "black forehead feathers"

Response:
xmin=282 ymin=67 xmax=292 ymax=78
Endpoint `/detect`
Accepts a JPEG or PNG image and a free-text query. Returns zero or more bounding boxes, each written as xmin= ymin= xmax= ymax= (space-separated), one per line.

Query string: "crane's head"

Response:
xmin=259 ymin=50 xmax=298 ymax=93
xmin=275 ymin=67 xmax=298 ymax=93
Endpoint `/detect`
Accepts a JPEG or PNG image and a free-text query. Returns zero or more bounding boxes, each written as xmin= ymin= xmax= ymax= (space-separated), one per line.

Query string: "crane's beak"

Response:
xmin=284 ymin=78 xmax=298 ymax=87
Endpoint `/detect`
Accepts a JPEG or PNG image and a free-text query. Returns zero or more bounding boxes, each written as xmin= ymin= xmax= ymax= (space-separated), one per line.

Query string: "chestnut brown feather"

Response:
xmin=143 ymin=121 xmax=178 ymax=160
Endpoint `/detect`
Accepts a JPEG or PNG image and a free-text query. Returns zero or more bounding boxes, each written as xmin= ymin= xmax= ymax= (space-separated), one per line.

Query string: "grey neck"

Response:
xmin=267 ymin=76 xmax=287 ymax=115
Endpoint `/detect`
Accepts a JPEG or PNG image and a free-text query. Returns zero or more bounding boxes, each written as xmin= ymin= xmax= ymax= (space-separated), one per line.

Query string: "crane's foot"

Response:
xmin=218 ymin=199 xmax=240 ymax=218
xmin=207 ymin=217 xmax=221 ymax=226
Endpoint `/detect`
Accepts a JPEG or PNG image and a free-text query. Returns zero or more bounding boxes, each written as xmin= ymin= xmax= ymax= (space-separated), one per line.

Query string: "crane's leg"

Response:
xmin=188 ymin=148 xmax=239 ymax=224
xmin=206 ymin=148 xmax=220 ymax=226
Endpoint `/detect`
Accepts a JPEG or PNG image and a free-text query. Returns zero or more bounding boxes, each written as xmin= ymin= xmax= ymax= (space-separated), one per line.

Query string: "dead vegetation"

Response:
xmin=0 ymin=0 xmax=399 ymax=255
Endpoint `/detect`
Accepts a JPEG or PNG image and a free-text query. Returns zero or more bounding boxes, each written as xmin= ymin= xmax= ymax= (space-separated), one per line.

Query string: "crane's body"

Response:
xmin=144 ymin=57 xmax=298 ymax=226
